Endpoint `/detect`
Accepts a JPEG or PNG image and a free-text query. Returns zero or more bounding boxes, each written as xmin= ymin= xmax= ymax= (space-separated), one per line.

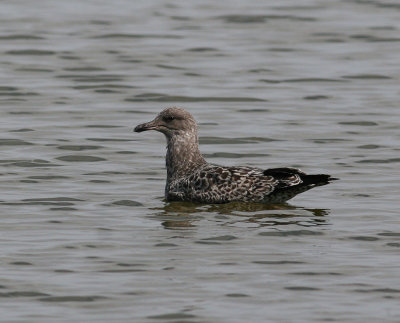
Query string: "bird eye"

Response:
xmin=163 ymin=116 xmax=175 ymax=122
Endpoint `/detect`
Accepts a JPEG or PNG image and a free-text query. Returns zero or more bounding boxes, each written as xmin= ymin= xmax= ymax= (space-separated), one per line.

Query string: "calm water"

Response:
xmin=1 ymin=0 xmax=400 ymax=322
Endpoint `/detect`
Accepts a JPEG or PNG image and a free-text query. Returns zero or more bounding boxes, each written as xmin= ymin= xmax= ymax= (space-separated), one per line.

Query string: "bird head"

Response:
xmin=134 ymin=107 xmax=197 ymax=138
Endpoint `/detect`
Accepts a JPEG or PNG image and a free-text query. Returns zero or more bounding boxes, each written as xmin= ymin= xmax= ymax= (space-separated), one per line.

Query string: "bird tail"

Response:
xmin=262 ymin=168 xmax=338 ymax=203
xmin=263 ymin=167 xmax=338 ymax=187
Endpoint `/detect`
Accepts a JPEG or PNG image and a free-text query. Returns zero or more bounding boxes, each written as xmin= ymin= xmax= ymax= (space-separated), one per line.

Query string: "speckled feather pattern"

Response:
xmin=135 ymin=107 xmax=335 ymax=204
xmin=167 ymin=164 xmax=305 ymax=203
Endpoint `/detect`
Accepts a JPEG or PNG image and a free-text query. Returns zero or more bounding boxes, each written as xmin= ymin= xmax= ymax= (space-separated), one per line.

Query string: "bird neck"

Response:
xmin=166 ymin=131 xmax=206 ymax=180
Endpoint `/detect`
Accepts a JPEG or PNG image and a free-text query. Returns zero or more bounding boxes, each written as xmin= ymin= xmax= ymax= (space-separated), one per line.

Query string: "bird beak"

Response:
xmin=134 ymin=119 xmax=158 ymax=132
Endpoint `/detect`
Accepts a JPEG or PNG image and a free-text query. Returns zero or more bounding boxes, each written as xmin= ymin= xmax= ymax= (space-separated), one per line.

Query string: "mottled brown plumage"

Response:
xmin=134 ymin=107 xmax=336 ymax=203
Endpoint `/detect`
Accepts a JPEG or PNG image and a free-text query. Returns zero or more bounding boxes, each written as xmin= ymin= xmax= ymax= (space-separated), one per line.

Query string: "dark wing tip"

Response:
xmin=263 ymin=167 xmax=304 ymax=179
xmin=263 ymin=168 xmax=338 ymax=184
xmin=301 ymin=174 xmax=338 ymax=186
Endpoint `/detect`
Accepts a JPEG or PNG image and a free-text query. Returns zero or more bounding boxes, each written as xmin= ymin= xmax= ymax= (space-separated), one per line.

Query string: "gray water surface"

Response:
xmin=1 ymin=0 xmax=400 ymax=322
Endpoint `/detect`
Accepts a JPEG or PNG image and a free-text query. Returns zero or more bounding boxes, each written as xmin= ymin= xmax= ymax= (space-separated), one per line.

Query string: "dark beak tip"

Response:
xmin=134 ymin=122 xmax=157 ymax=133
xmin=133 ymin=125 xmax=143 ymax=132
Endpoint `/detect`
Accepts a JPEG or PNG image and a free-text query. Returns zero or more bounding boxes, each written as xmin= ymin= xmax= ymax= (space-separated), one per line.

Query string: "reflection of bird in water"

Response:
xmin=151 ymin=201 xmax=329 ymax=229
xmin=135 ymin=107 xmax=337 ymax=204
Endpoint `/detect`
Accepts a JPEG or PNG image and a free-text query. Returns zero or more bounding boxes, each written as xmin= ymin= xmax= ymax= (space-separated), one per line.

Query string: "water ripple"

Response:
xmin=126 ymin=93 xmax=266 ymax=102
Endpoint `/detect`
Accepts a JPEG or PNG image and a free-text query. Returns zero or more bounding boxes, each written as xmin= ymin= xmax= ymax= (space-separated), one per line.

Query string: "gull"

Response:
xmin=134 ymin=107 xmax=336 ymax=203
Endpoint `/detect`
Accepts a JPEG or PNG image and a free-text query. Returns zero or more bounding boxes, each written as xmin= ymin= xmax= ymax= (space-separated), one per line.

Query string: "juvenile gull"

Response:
xmin=134 ymin=107 xmax=336 ymax=203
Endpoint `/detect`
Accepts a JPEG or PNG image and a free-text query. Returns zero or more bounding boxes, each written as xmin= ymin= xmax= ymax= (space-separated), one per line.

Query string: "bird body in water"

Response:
xmin=134 ymin=107 xmax=336 ymax=204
